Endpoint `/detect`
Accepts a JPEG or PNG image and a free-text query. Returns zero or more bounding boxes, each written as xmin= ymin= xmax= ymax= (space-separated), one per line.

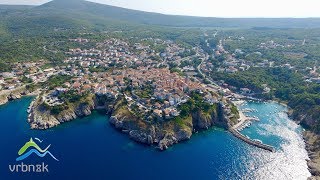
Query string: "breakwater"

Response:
xmin=229 ymin=128 xmax=275 ymax=152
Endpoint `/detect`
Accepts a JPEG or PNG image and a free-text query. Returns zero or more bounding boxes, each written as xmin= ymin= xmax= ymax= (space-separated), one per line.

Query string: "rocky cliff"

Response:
xmin=28 ymin=93 xmax=231 ymax=150
xmin=303 ymin=131 xmax=320 ymax=179
xmin=288 ymin=112 xmax=320 ymax=179
xmin=109 ymin=114 xmax=193 ymax=150
xmin=28 ymin=93 xmax=118 ymax=129
xmin=0 ymin=87 xmax=33 ymax=106
xmin=29 ymin=95 xmax=95 ymax=129
xmin=109 ymin=99 xmax=229 ymax=150
xmin=0 ymin=95 xmax=9 ymax=105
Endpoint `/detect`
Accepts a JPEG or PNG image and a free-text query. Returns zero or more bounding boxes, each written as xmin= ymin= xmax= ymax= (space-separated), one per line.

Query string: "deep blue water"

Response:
xmin=0 ymin=97 xmax=310 ymax=180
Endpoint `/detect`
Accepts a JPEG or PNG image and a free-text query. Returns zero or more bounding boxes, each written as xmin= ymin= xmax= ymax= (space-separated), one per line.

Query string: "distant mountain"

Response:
xmin=35 ymin=0 xmax=320 ymax=28
xmin=1 ymin=0 xmax=320 ymax=37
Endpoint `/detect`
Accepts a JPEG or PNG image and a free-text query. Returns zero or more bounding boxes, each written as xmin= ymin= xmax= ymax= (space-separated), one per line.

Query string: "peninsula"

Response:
xmin=22 ymin=38 xmax=240 ymax=150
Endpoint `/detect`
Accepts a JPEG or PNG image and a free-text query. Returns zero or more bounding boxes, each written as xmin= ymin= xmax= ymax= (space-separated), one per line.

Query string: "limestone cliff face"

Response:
xmin=109 ymin=101 xmax=229 ymax=151
xmin=297 ymin=114 xmax=317 ymax=131
xmin=288 ymin=109 xmax=320 ymax=179
xmin=192 ymin=110 xmax=213 ymax=130
xmin=29 ymin=97 xmax=95 ymax=129
xmin=0 ymin=95 xmax=8 ymax=105
xmin=191 ymin=103 xmax=229 ymax=130
xmin=108 ymin=97 xmax=194 ymax=150
xmin=0 ymin=88 xmax=32 ymax=105
xmin=28 ymin=94 xmax=118 ymax=129
xmin=29 ymin=94 xmax=230 ymax=151
xmin=109 ymin=114 xmax=193 ymax=150
xmin=296 ymin=112 xmax=320 ymax=179
xmin=303 ymin=131 xmax=320 ymax=179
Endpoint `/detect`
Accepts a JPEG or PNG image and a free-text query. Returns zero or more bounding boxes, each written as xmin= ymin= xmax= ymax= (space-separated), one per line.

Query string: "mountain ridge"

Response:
xmin=1 ymin=0 xmax=320 ymax=38
xmin=34 ymin=0 xmax=320 ymax=28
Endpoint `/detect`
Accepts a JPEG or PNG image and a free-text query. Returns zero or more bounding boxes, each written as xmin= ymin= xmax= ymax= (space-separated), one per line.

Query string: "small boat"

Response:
xmin=253 ymin=139 xmax=262 ymax=144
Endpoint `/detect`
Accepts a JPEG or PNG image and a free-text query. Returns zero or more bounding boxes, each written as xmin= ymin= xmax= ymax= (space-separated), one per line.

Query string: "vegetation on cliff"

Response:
xmin=41 ymin=90 xmax=93 ymax=115
xmin=107 ymin=92 xmax=229 ymax=150
xmin=211 ymin=67 xmax=320 ymax=132
xmin=174 ymin=91 xmax=221 ymax=129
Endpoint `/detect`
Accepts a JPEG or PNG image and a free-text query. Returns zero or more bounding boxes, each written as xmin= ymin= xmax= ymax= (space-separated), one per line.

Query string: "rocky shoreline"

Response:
xmin=28 ymin=94 xmax=96 ymax=129
xmin=26 ymin=91 xmax=320 ymax=174
xmin=107 ymin=96 xmax=230 ymax=150
xmin=28 ymin=93 xmax=232 ymax=150
xmin=287 ymin=109 xmax=320 ymax=179
xmin=0 ymin=88 xmax=40 ymax=106
xmin=247 ymin=97 xmax=320 ymax=179
xmin=0 ymin=92 xmax=22 ymax=106
xmin=108 ymin=102 xmax=229 ymax=150
xmin=303 ymin=131 xmax=320 ymax=180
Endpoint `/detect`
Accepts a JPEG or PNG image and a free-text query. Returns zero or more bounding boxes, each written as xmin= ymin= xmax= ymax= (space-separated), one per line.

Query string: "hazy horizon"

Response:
xmin=0 ymin=0 xmax=319 ymax=18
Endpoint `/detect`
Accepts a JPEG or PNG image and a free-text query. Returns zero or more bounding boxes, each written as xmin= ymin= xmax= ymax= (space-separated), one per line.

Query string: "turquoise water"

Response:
xmin=0 ymin=97 xmax=310 ymax=180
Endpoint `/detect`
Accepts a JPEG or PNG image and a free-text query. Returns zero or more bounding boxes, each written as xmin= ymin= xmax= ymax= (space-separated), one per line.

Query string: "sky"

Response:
xmin=0 ymin=0 xmax=319 ymax=18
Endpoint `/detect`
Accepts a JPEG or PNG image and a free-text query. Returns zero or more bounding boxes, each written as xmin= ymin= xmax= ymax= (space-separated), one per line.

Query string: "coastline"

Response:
xmin=232 ymin=109 xmax=248 ymax=129
xmin=230 ymin=100 xmax=275 ymax=152
xmin=272 ymin=98 xmax=320 ymax=179
xmin=4 ymin=86 xmax=318 ymax=177
xmin=0 ymin=96 xmax=311 ymax=180
xmin=232 ymin=100 xmax=248 ymax=129
xmin=304 ymin=131 xmax=320 ymax=179
xmin=0 ymin=88 xmax=40 ymax=106
xmin=27 ymin=93 xmax=233 ymax=150
xmin=236 ymin=97 xmax=319 ymax=179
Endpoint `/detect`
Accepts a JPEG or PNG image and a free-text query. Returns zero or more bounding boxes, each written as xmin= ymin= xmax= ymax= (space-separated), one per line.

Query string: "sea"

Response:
xmin=0 ymin=97 xmax=311 ymax=180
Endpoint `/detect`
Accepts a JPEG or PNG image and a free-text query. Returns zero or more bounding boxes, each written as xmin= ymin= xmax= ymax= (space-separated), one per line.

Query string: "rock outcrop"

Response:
xmin=0 ymin=91 xmax=25 ymax=105
xmin=29 ymin=94 xmax=230 ymax=150
xmin=29 ymin=97 xmax=95 ymax=129
xmin=75 ymin=103 xmax=93 ymax=117
xmin=129 ymin=130 xmax=153 ymax=145
xmin=303 ymin=131 xmax=320 ymax=180
xmin=192 ymin=110 xmax=213 ymax=130
xmin=0 ymin=87 xmax=38 ymax=106
xmin=0 ymin=95 xmax=8 ymax=105
xmin=158 ymin=133 xmax=179 ymax=150
xmin=109 ymin=100 xmax=228 ymax=150
xmin=289 ymin=112 xmax=320 ymax=179
xmin=8 ymin=93 xmax=22 ymax=101
xmin=110 ymin=113 xmax=193 ymax=150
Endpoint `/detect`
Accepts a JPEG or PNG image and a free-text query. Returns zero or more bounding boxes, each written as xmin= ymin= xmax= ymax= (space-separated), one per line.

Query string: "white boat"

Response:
xmin=253 ymin=139 xmax=262 ymax=144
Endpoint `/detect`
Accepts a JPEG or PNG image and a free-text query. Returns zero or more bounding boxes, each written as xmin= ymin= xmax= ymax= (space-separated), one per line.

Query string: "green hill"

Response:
xmin=1 ymin=0 xmax=320 ymax=37
xmin=34 ymin=0 xmax=320 ymax=28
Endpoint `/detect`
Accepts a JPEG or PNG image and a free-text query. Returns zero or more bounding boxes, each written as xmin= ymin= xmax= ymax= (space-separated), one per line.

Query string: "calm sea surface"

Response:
xmin=0 ymin=97 xmax=310 ymax=180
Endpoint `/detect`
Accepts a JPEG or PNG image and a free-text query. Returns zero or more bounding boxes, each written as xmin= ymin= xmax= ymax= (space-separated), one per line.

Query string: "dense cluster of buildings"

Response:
xmin=123 ymin=67 xmax=217 ymax=120
xmin=48 ymin=66 xmax=218 ymax=120
xmin=14 ymin=37 xmax=212 ymax=120
xmin=63 ymin=38 xmax=194 ymax=71
xmin=0 ymin=61 xmax=56 ymax=91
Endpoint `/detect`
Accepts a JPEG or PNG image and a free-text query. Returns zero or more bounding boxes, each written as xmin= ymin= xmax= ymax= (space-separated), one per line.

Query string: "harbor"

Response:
xmin=229 ymin=128 xmax=275 ymax=152
xmin=230 ymin=100 xmax=275 ymax=152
